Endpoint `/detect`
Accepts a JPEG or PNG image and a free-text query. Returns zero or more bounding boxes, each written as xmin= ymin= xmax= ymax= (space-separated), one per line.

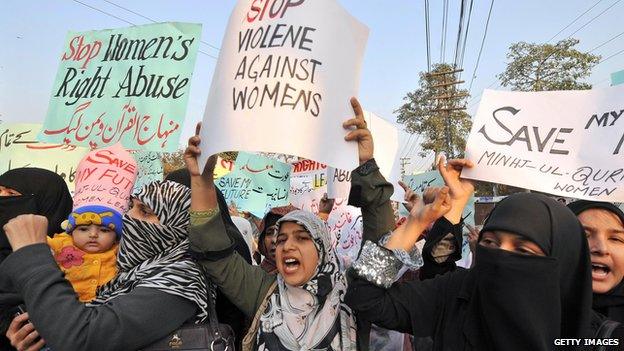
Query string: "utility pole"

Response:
xmin=399 ymin=157 xmax=411 ymax=177
xmin=425 ymin=67 xmax=467 ymax=158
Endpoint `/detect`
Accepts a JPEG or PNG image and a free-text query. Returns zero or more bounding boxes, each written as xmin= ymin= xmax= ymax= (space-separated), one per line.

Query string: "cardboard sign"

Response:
xmin=0 ymin=122 xmax=88 ymax=191
xmin=132 ymin=151 xmax=163 ymax=192
xmin=216 ymin=152 xmax=291 ymax=217
xmin=612 ymin=70 xmax=624 ymax=86
xmin=199 ymin=0 xmax=369 ymax=170
xmin=327 ymin=111 xmax=400 ymax=199
xmin=40 ymin=22 xmax=202 ymax=151
xmin=463 ymin=87 xmax=624 ymax=202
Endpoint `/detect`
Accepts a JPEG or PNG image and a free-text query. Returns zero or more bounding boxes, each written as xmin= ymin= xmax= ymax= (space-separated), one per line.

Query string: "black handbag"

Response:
xmin=141 ymin=285 xmax=235 ymax=351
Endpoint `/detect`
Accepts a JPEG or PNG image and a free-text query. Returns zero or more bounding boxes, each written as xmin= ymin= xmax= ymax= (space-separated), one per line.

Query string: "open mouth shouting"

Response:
xmin=592 ymin=262 xmax=611 ymax=281
xmin=283 ymin=257 xmax=301 ymax=274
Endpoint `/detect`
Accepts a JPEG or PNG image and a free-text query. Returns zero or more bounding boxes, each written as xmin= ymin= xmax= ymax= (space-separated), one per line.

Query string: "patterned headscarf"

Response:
xmin=90 ymin=181 xmax=210 ymax=322
xmin=256 ymin=210 xmax=356 ymax=350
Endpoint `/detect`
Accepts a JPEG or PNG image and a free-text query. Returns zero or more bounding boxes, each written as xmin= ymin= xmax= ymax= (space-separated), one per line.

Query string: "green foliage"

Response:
xmin=497 ymin=38 xmax=600 ymax=91
xmin=396 ymin=63 xmax=472 ymax=157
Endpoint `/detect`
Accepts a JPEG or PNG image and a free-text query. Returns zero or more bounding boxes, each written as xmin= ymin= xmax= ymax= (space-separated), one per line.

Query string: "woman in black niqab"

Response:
xmin=346 ymin=192 xmax=594 ymax=350
xmin=472 ymin=193 xmax=593 ymax=349
xmin=0 ymin=168 xmax=73 ymax=260
xmin=0 ymin=167 xmax=73 ymax=349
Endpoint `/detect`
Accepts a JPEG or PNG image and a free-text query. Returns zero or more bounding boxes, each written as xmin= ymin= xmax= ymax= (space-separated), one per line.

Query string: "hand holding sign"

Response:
xmin=343 ymin=97 xmax=374 ymax=165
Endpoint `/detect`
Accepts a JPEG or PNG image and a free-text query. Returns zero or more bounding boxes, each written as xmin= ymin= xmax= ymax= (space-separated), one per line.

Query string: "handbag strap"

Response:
xmin=197 ymin=259 xmax=231 ymax=350
xmin=241 ymin=280 xmax=278 ymax=351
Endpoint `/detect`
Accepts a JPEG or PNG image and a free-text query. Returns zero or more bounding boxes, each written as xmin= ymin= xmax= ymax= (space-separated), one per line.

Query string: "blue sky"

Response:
xmin=1 ymin=0 xmax=622 ymax=171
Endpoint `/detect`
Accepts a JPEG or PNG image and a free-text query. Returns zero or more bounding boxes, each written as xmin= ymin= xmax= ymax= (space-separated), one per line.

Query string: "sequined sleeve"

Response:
xmin=378 ymin=232 xmax=424 ymax=270
xmin=352 ymin=241 xmax=405 ymax=288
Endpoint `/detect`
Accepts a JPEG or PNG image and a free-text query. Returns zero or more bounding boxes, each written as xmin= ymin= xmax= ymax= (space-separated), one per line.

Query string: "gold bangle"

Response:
xmin=190 ymin=208 xmax=219 ymax=220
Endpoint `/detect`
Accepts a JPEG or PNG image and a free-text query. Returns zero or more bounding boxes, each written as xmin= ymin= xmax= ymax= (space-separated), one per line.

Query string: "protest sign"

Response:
xmin=216 ymin=151 xmax=291 ymax=217
xmin=329 ymin=201 xmax=363 ymax=269
xmin=403 ymin=170 xmax=445 ymax=193
xmin=132 ymin=151 xmax=163 ymax=192
xmin=214 ymin=157 xmax=235 ymax=179
xmin=39 ymin=22 xmax=202 ymax=152
xmin=327 ymin=167 xmax=352 ymax=199
xmin=0 ymin=122 xmax=88 ymax=191
xmin=463 ymin=87 xmax=624 ymax=202
xmin=199 ymin=0 xmax=369 ymax=171
xmin=612 ymin=70 xmax=624 ymax=86
xmin=290 ymin=159 xmax=327 ymax=205
xmin=327 ymin=111 xmax=400 ymax=199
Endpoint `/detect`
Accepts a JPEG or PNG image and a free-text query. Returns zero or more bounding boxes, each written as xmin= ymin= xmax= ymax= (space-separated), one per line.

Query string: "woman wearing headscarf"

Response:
xmin=185 ymin=98 xmax=400 ymax=350
xmin=0 ymin=168 xmax=73 ymax=262
xmin=257 ymin=205 xmax=299 ymax=274
xmin=0 ymin=167 xmax=73 ymax=349
xmin=1 ymin=180 xmax=210 ymax=351
xmin=345 ymin=159 xmax=594 ymax=350
xmin=568 ymin=201 xmax=624 ymax=326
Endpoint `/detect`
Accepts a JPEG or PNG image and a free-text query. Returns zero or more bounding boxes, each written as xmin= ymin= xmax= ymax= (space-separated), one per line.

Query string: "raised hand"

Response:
xmin=398 ymin=180 xmax=421 ymax=213
xmin=3 ymin=214 xmax=48 ymax=252
xmin=437 ymin=155 xmax=474 ymax=203
xmin=410 ymin=186 xmax=452 ymax=226
xmin=184 ymin=122 xmax=217 ymax=180
xmin=385 ymin=187 xmax=452 ymax=252
xmin=437 ymin=155 xmax=475 ymax=224
xmin=318 ymin=193 xmax=335 ymax=215
xmin=343 ymin=97 xmax=374 ymax=165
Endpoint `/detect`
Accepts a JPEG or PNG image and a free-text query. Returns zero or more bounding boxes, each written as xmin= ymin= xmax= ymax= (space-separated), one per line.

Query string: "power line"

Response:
xmin=453 ymin=0 xmax=466 ymax=68
xmin=399 ymin=134 xmax=414 ymax=158
xmin=72 ymin=0 xmax=135 ymax=26
xmin=467 ymin=0 xmax=495 ymax=95
xmin=547 ymin=0 xmax=605 ymax=42
xmin=440 ymin=0 xmax=450 ymax=62
xmin=589 ymin=29 xmax=624 ymax=53
xmin=565 ymin=0 xmax=622 ymax=39
xmin=102 ymin=0 xmax=221 ymax=51
xmin=70 ymin=0 xmax=217 ymax=59
xmin=425 ymin=0 xmax=432 ymax=72
xmin=458 ymin=0 xmax=474 ymax=69
xmin=598 ymin=47 xmax=624 ymax=64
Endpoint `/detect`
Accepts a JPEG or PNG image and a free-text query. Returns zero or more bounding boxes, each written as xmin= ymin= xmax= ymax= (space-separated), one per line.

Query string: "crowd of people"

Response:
xmin=0 ymin=97 xmax=623 ymax=350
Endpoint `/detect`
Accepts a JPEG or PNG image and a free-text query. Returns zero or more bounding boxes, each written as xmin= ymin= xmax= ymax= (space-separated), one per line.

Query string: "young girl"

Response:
xmin=47 ymin=143 xmax=137 ymax=302
xmin=569 ymin=201 xmax=624 ymax=326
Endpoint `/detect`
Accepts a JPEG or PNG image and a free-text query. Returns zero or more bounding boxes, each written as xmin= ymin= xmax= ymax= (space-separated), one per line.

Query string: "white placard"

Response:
xmin=327 ymin=111 xmax=399 ymax=199
xmin=463 ymin=87 xmax=624 ymax=202
xmin=200 ymin=0 xmax=369 ymax=171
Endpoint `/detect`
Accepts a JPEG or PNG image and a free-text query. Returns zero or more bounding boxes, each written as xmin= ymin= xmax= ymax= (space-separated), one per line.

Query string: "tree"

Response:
xmin=161 ymin=150 xmax=185 ymax=177
xmin=497 ymin=38 xmax=600 ymax=91
xmin=396 ymin=63 xmax=472 ymax=158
